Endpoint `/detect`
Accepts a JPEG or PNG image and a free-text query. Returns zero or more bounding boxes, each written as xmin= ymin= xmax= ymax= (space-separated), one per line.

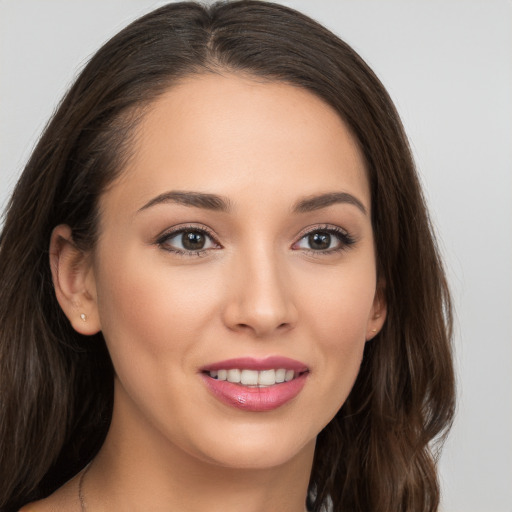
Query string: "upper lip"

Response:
xmin=200 ymin=356 xmax=308 ymax=373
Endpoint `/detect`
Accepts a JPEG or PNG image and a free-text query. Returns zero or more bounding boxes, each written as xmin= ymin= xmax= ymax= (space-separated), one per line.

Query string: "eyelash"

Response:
xmin=293 ymin=225 xmax=356 ymax=256
xmin=155 ymin=224 xmax=220 ymax=257
xmin=155 ymin=224 xmax=356 ymax=258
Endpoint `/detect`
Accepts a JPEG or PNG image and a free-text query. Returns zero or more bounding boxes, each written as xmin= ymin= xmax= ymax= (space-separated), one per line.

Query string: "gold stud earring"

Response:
xmin=371 ymin=328 xmax=377 ymax=333
xmin=80 ymin=313 xmax=87 ymax=322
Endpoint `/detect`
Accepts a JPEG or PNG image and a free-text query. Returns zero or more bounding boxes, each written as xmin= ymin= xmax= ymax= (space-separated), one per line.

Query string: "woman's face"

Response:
xmin=85 ymin=73 xmax=384 ymax=469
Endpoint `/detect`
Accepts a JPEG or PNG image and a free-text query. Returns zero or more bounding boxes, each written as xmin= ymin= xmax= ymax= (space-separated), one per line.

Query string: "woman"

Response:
xmin=0 ymin=1 xmax=455 ymax=511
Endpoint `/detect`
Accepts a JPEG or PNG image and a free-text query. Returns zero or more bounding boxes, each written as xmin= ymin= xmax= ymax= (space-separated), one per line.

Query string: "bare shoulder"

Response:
xmin=18 ymin=475 xmax=80 ymax=512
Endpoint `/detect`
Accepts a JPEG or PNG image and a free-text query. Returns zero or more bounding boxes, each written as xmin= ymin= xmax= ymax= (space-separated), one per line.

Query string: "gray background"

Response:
xmin=1 ymin=1 xmax=511 ymax=510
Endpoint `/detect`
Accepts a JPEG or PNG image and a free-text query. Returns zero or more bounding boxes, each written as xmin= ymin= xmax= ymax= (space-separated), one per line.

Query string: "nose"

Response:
xmin=221 ymin=245 xmax=298 ymax=338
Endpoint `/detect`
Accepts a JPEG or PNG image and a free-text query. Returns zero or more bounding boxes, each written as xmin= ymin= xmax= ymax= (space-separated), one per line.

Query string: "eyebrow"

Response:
xmin=138 ymin=190 xmax=367 ymax=215
xmin=138 ymin=191 xmax=232 ymax=213
xmin=292 ymin=192 xmax=367 ymax=215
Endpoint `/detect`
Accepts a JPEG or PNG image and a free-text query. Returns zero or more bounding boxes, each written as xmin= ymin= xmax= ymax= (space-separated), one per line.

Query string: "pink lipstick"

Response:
xmin=200 ymin=356 xmax=309 ymax=412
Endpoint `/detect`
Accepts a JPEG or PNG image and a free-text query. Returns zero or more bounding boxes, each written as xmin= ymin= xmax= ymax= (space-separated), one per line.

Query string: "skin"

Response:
xmin=33 ymin=73 xmax=386 ymax=512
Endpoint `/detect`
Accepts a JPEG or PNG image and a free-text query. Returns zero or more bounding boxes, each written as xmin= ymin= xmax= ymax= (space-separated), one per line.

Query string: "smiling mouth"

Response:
xmin=205 ymin=368 xmax=307 ymax=387
xmin=200 ymin=358 xmax=310 ymax=411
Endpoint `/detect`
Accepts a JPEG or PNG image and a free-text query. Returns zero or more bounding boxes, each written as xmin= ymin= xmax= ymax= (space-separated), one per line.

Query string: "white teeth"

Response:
xmin=240 ymin=369 xmax=259 ymax=385
xmin=227 ymin=369 xmax=241 ymax=383
xmin=258 ymin=369 xmax=276 ymax=386
xmin=208 ymin=368 xmax=299 ymax=386
xmin=275 ymin=369 xmax=286 ymax=383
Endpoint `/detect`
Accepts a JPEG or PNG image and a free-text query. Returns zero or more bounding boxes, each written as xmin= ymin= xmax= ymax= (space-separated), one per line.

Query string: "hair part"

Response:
xmin=0 ymin=2 xmax=455 ymax=511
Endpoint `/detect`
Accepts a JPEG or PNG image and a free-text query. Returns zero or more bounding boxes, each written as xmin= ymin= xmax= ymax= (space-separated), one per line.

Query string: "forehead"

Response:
xmin=103 ymin=72 xmax=370 ymax=216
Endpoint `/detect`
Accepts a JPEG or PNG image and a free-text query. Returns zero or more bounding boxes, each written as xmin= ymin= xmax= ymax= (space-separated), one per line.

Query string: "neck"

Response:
xmin=83 ymin=388 xmax=315 ymax=512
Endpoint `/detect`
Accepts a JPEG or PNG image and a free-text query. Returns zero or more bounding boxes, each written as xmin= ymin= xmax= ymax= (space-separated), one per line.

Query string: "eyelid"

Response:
xmin=153 ymin=222 xmax=355 ymax=257
xmin=294 ymin=223 xmax=350 ymax=240
xmin=292 ymin=223 xmax=356 ymax=254
xmin=155 ymin=223 xmax=222 ymax=254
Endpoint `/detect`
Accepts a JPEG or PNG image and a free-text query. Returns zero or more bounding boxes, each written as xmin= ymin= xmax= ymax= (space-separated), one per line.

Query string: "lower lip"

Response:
xmin=201 ymin=373 xmax=308 ymax=412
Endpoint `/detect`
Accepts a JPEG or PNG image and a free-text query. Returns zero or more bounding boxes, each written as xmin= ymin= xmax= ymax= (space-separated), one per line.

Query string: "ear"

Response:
xmin=366 ymin=281 xmax=387 ymax=341
xmin=49 ymin=225 xmax=101 ymax=335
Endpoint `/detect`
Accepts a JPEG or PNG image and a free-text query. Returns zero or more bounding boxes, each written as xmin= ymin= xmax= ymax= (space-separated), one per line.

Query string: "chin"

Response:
xmin=185 ymin=423 xmax=317 ymax=470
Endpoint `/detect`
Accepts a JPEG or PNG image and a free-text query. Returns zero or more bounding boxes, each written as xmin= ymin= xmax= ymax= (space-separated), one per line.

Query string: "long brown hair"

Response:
xmin=0 ymin=2 xmax=455 ymax=511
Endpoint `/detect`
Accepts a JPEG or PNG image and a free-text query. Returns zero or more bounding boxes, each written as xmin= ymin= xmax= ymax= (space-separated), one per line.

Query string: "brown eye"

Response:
xmin=308 ymin=232 xmax=331 ymax=250
xmin=293 ymin=226 xmax=356 ymax=254
xmin=182 ymin=230 xmax=206 ymax=250
xmin=158 ymin=227 xmax=219 ymax=255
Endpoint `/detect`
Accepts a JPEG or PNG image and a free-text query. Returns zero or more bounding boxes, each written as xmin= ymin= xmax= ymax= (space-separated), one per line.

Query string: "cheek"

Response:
xmin=91 ymin=249 xmax=223 ymax=442
xmin=302 ymin=256 xmax=376 ymax=343
xmin=314 ymin=292 xmax=370 ymax=381
xmin=93 ymin=246 xmax=216 ymax=376
xmin=97 ymin=242 xmax=216 ymax=332
xmin=299 ymin=258 xmax=376 ymax=410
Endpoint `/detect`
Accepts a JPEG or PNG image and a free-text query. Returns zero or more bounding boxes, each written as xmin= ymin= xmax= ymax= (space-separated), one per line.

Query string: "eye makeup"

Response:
xmin=154 ymin=222 xmax=356 ymax=258
xmin=155 ymin=223 xmax=221 ymax=257
xmin=292 ymin=224 xmax=356 ymax=256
